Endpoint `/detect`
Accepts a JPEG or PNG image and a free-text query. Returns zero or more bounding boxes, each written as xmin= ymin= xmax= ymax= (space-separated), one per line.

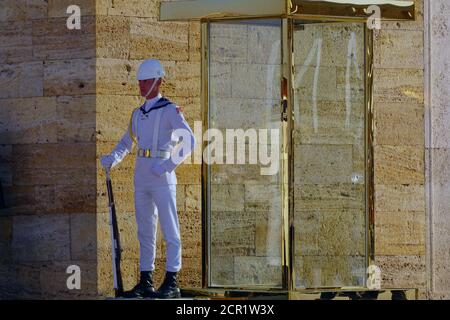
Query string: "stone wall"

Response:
xmin=95 ymin=0 xmax=202 ymax=296
xmin=373 ymin=0 xmax=426 ymax=294
xmin=0 ymin=0 xmax=97 ymax=298
xmin=426 ymin=0 xmax=450 ymax=300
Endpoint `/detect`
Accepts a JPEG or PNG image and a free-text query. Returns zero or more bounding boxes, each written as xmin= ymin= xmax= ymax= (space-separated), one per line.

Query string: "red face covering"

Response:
xmin=139 ymin=78 xmax=160 ymax=99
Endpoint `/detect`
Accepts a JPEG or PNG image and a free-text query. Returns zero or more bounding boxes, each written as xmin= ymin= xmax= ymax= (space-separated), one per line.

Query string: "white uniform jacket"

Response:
xmin=109 ymin=95 xmax=196 ymax=188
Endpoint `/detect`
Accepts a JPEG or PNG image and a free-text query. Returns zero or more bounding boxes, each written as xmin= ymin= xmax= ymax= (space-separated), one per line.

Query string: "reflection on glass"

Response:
xmin=208 ymin=19 xmax=283 ymax=288
xmin=293 ymin=22 xmax=367 ymax=288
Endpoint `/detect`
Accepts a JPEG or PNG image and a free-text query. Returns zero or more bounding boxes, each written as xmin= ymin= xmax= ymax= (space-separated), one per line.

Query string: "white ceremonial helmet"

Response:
xmin=137 ymin=59 xmax=165 ymax=81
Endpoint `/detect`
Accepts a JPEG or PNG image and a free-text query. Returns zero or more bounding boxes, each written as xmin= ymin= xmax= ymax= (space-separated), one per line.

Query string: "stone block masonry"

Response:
xmin=0 ymin=0 xmax=97 ymax=299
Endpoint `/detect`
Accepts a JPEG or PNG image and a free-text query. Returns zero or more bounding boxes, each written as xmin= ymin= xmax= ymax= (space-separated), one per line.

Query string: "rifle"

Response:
xmin=105 ymin=169 xmax=124 ymax=297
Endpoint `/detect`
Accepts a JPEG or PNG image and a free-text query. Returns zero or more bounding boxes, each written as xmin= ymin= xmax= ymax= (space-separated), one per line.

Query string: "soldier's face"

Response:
xmin=139 ymin=78 xmax=161 ymax=98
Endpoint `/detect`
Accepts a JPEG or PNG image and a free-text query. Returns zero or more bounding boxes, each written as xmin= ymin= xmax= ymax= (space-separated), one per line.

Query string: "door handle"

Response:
xmin=281 ymin=99 xmax=288 ymax=122
xmin=281 ymin=77 xmax=288 ymax=122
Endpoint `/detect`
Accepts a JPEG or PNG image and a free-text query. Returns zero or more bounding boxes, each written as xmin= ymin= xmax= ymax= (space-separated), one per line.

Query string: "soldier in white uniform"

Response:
xmin=101 ymin=59 xmax=196 ymax=299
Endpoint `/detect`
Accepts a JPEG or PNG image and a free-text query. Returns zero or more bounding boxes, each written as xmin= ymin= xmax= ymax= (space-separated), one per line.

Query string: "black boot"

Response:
xmin=157 ymin=271 xmax=181 ymax=299
xmin=392 ymin=290 xmax=407 ymax=300
xmin=123 ymin=271 xmax=157 ymax=298
xmin=319 ymin=292 xmax=337 ymax=300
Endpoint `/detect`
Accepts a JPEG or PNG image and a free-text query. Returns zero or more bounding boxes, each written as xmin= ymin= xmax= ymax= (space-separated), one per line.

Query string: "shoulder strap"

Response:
xmin=128 ymin=106 xmax=142 ymax=144
xmin=153 ymin=97 xmax=178 ymax=150
xmin=152 ymin=108 xmax=164 ymax=151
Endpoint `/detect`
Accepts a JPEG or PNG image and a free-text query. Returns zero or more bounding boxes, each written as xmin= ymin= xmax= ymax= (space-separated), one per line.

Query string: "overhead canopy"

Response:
xmin=160 ymin=0 xmax=415 ymax=21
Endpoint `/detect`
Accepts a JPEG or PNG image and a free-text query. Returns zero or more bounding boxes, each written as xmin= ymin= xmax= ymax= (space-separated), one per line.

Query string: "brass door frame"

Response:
xmin=200 ymin=22 xmax=209 ymax=289
xmin=365 ymin=26 xmax=375 ymax=267
xmin=282 ymin=17 xmax=294 ymax=291
xmin=160 ymin=0 xmax=415 ymax=22
xmin=283 ymin=17 xmax=295 ymax=291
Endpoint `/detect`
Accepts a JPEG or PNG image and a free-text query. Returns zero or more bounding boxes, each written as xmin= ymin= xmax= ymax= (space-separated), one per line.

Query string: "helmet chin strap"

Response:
xmin=144 ymin=78 xmax=159 ymax=99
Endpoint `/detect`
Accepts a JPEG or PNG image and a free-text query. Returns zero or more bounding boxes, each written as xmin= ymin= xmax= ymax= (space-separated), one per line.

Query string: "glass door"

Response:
xmin=292 ymin=21 xmax=368 ymax=289
xmin=206 ymin=19 xmax=284 ymax=288
xmin=205 ymin=18 xmax=370 ymax=290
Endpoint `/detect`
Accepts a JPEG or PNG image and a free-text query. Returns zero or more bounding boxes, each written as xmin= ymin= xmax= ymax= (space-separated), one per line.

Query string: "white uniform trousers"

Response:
xmin=134 ymin=185 xmax=181 ymax=272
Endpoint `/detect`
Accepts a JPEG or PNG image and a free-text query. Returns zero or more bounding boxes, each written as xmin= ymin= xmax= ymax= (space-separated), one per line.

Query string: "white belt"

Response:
xmin=137 ymin=148 xmax=170 ymax=159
